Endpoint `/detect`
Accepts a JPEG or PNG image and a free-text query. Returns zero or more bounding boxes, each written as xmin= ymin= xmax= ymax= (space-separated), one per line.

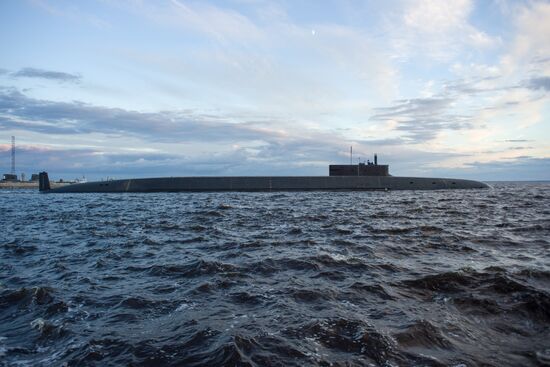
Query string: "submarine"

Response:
xmin=38 ymin=154 xmax=488 ymax=193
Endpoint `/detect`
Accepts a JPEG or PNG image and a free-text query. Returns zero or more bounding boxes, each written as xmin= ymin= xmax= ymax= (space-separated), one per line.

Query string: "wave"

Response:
xmin=394 ymin=320 xmax=453 ymax=349
xmin=285 ymin=318 xmax=444 ymax=366
xmin=0 ymin=287 xmax=55 ymax=308
xmin=1 ymin=240 xmax=37 ymax=255
xmin=126 ymin=259 xmax=241 ymax=278
xmin=401 ymin=268 xmax=550 ymax=324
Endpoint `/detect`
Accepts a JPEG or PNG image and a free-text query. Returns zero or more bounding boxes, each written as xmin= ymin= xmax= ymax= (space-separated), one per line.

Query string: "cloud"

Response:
xmin=0 ymin=139 xmax=472 ymax=180
xmin=507 ymin=146 xmax=533 ymax=150
xmin=504 ymin=139 xmax=534 ymax=143
xmin=500 ymin=1 xmax=550 ymax=76
xmin=11 ymin=67 xmax=81 ymax=82
xmin=437 ymin=73 xmax=550 ymax=99
xmin=0 ymin=143 xmax=183 ymax=178
xmin=432 ymin=156 xmax=550 ymax=181
xmin=370 ymin=97 xmax=473 ymax=143
xmin=403 ymin=0 xmax=472 ymax=32
xmin=0 ymin=88 xmax=278 ymax=141
xmin=2 ymin=85 xmax=544 ymax=181
xmin=525 ymin=76 xmax=550 ymax=91
xmin=0 ymin=88 xmax=473 ymax=179
xmin=388 ymin=0 xmax=501 ymax=61
xmin=443 ymin=75 xmax=512 ymax=95
xmin=0 ymin=88 xmax=410 ymax=158
xmin=0 ymin=88 xmax=376 ymax=171
xmin=0 ymin=140 xmax=345 ymax=179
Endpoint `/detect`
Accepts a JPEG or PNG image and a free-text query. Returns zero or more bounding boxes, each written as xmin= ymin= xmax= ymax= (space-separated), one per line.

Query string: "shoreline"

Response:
xmin=0 ymin=182 xmax=71 ymax=190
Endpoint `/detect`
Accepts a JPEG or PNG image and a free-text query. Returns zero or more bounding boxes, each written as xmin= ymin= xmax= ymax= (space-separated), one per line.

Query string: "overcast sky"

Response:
xmin=1 ymin=0 xmax=549 ymax=180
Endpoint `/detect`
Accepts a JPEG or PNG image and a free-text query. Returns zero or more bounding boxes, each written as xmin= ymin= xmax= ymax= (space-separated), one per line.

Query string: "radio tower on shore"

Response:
xmin=11 ymin=136 xmax=15 ymax=175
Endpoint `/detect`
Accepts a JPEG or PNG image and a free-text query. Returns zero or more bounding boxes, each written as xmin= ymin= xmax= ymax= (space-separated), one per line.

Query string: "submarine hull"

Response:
xmin=41 ymin=176 xmax=488 ymax=193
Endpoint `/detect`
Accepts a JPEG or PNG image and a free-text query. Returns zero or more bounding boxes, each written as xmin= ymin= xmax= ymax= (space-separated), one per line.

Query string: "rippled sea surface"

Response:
xmin=1 ymin=183 xmax=550 ymax=366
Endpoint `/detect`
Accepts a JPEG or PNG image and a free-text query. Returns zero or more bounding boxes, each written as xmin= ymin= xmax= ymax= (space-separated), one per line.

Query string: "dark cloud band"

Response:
xmin=11 ymin=67 xmax=81 ymax=82
xmin=526 ymin=76 xmax=550 ymax=91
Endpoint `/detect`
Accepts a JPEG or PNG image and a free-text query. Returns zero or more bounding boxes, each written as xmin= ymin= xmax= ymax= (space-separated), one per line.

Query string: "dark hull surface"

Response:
xmin=43 ymin=176 xmax=488 ymax=193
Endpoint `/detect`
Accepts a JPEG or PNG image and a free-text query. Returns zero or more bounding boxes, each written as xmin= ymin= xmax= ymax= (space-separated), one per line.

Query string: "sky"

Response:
xmin=0 ymin=0 xmax=549 ymax=181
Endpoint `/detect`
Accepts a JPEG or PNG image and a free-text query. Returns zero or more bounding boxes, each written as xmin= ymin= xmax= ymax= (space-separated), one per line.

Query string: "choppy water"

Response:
xmin=1 ymin=183 xmax=549 ymax=366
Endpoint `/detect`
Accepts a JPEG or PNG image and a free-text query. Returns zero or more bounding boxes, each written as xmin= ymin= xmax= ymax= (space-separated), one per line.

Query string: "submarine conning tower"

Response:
xmin=329 ymin=153 xmax=390 ymax=176
xmin=39 ymin=172 xmax=51 ymax=191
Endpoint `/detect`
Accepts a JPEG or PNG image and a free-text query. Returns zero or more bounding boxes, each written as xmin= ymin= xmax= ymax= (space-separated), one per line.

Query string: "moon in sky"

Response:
xmin=311 ymin=29 xmax=316 ymax=36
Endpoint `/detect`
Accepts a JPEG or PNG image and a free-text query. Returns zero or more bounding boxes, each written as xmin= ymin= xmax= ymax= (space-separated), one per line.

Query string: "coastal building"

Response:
xmin=2 ymin=173 xmax=17 ymax=181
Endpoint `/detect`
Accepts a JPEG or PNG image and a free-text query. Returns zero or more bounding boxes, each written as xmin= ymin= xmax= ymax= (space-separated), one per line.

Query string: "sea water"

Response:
xmin=1 ymin=183 xmax=549 ymax=366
